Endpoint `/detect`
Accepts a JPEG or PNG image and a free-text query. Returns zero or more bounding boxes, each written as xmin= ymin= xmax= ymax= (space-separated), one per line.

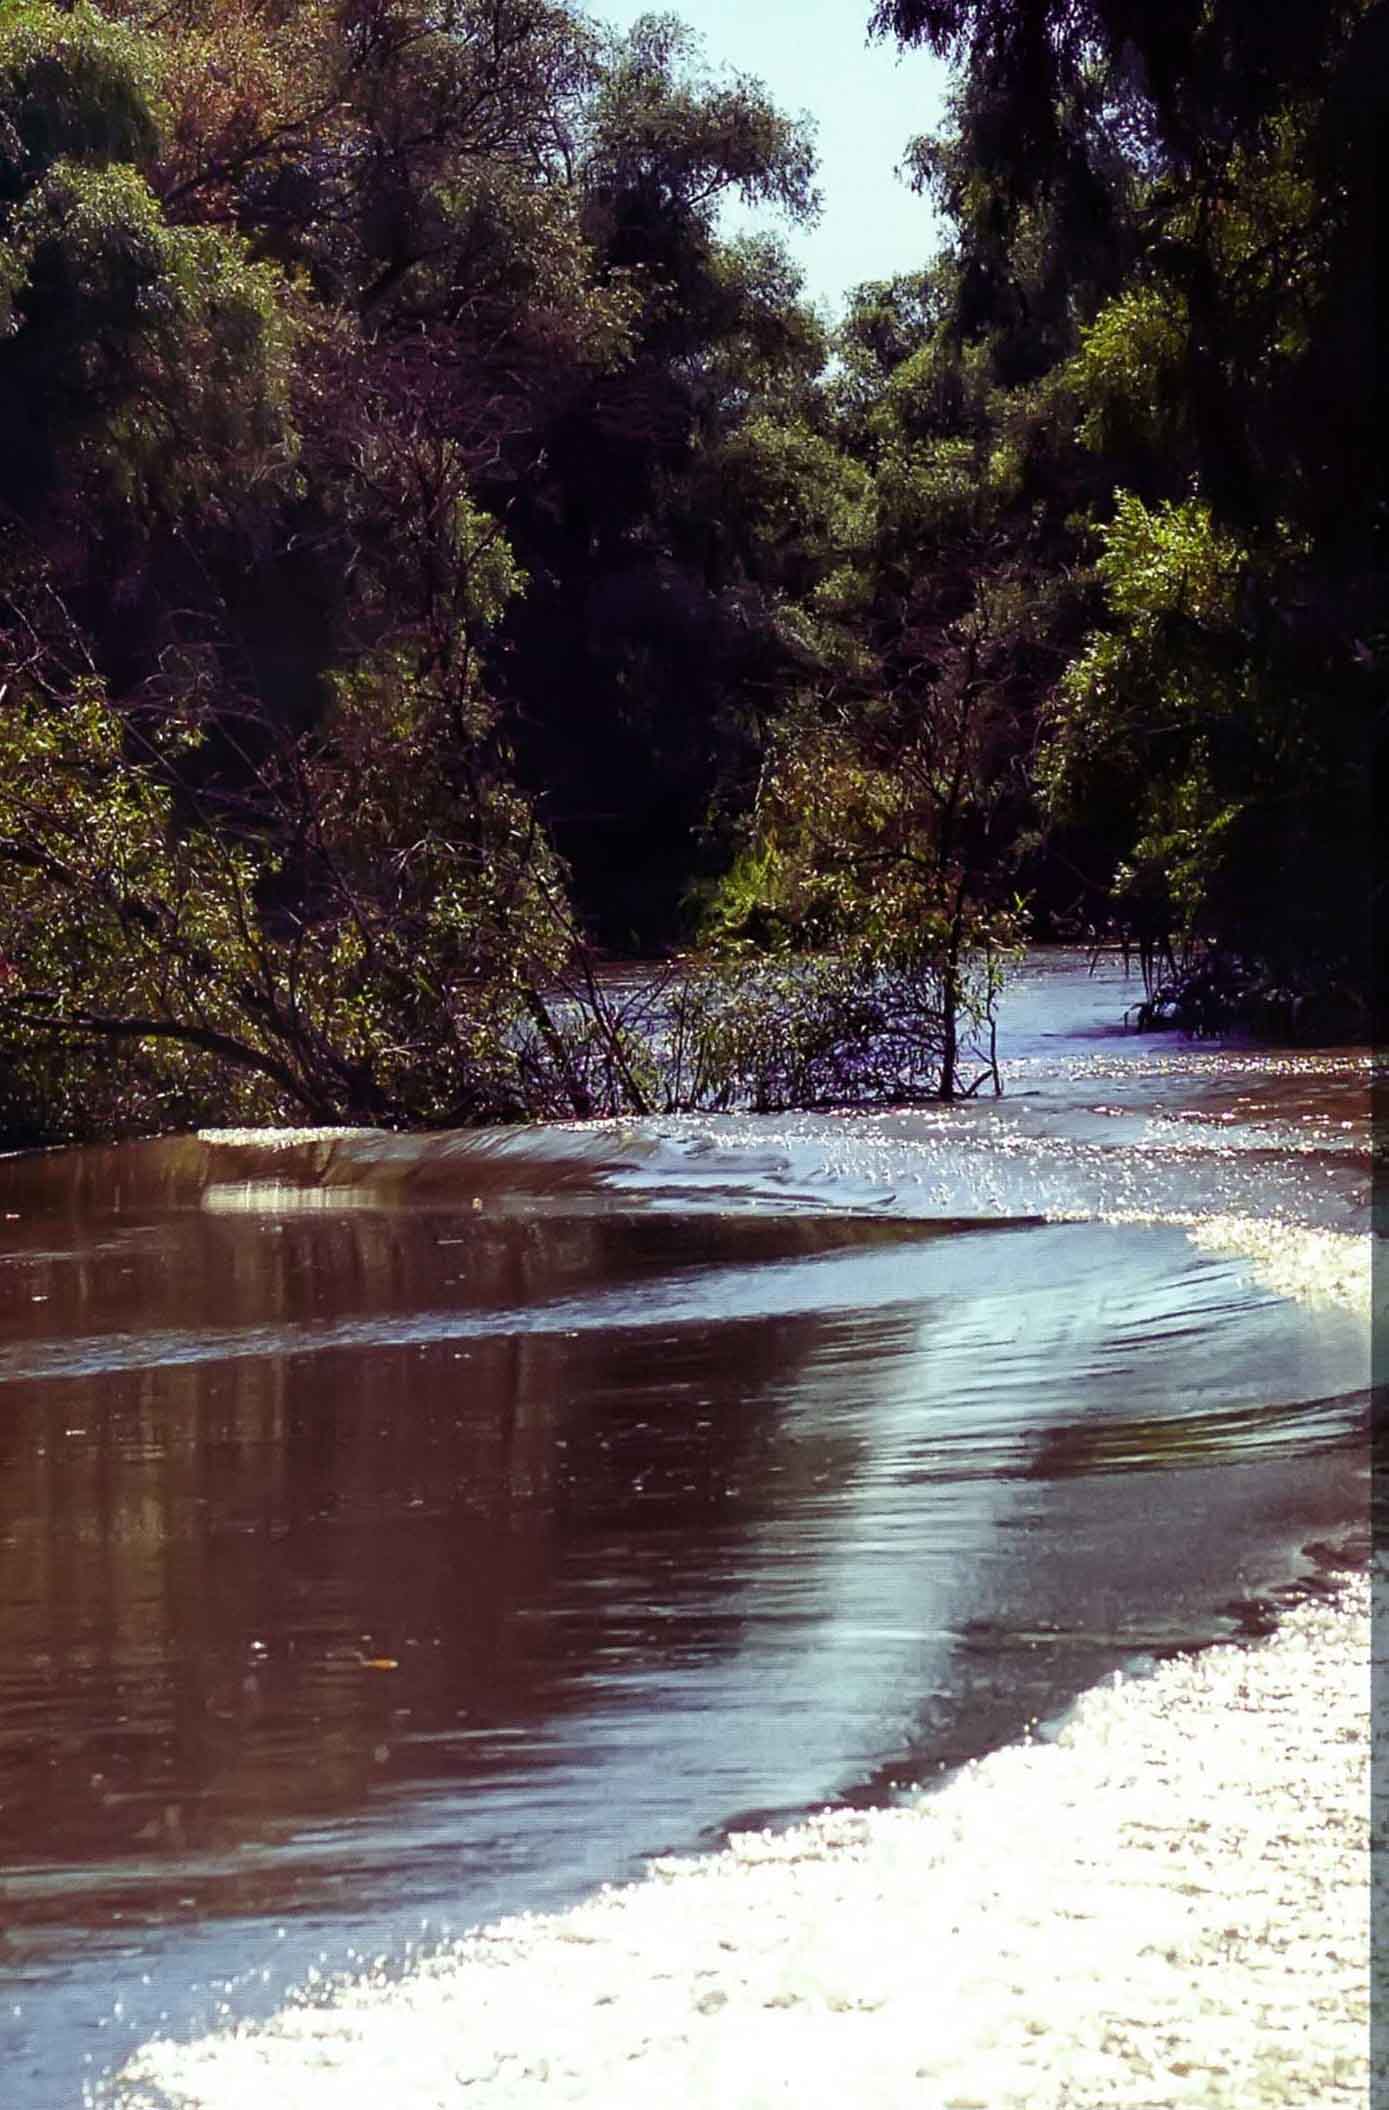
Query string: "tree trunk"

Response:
xmin=939 ymin=959 xmax=958 ymax=1101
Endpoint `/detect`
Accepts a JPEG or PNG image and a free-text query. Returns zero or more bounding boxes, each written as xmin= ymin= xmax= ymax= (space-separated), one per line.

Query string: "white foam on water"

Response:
xmin=1166 ymin=1215 xmax=1373 ymax=1318
xmin=99 ymin=995 xmax=1373 ymax=2107
xmin=1065 ymin=1211 xmax=1375 ymax=1318
xmin=106 ymin=1570 xmax=1372 ymax=2110
xmin=197 ymin=1128 xmax=384 ymax=1148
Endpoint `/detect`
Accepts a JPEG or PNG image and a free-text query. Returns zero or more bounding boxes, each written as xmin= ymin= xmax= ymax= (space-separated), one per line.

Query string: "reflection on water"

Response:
xmin=0 ymin=952 xmax=1373 ymax=2109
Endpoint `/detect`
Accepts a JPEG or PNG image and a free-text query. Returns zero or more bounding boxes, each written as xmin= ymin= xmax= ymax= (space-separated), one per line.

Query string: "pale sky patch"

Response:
xmin=588 ymin=0 xmax=951 ymax=315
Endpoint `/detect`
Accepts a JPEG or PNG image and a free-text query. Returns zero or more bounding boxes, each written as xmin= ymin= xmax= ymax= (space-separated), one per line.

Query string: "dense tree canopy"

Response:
xmin=0 ymin=0 xmax=1380 ymax=1139
xmin=865 ymin=0 xmax=1382 ymax=1018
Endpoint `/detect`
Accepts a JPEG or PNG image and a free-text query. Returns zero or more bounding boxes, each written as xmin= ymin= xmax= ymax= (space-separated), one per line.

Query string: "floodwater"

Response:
xmin=0 ymin=952 xmax=1373 ymax=2109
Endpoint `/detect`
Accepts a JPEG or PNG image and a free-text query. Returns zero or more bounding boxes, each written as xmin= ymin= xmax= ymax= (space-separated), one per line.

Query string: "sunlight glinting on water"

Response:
xmin=0 ymin=955 xmax=1370 ymax=2110
xmin=103 ymin=1574 xmax=1372 ymax=2110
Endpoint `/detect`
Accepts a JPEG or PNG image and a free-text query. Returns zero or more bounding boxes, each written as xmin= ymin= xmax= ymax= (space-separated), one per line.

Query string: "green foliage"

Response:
xmin=0 ymin=575 xmax=571 ymax=1134
xmin=1069 ymin=284 xmax=1189 ymax=456
xmin=0 ymin=0 xmax=1378 ymax=1145
xmin=0 ymin=2 xmax=163 ymax=202
xmin=665 ymin=950 xmax=968 ymax=1111
xmin=870 ymin=0 xmax=1380 ymax=1015
xmin=698 ymin=686 xmax=1025 ymax=1097
xmin=1092 ymin=494 xmax=1244 ymax=627
xmin=2 ymin=157 xmax=297 ymax=512
xmin=0 ymin=0 xmax=886 ymax=1135
xmin=1041 ymin=491 xmax=1368 ymax=993
xmin=507 ymin=948 xmax=979 ymax=1115
xmin=585 ymin=14 xmax=818 ymax=229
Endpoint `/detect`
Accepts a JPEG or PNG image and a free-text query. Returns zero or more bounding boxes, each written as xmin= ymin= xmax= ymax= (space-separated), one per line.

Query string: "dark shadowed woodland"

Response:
xmin=0 ymin=0 xmax=1380 ymax=1139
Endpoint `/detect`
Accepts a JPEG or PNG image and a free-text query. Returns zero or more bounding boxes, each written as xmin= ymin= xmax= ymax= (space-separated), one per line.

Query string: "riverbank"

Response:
xmin=113 ymin=1562 xmax=1374 ymax=2108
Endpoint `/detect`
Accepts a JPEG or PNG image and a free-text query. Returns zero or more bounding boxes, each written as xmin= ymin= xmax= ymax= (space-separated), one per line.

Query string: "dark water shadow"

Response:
xmin=0 ymin=1136 xmax=1371 ymax=2108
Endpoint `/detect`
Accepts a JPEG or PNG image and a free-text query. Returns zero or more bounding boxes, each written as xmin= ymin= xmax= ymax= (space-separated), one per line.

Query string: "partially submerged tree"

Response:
xmin=0 ymin=1 xmax=914 ymax=1139
xmin=0 ymin=2 xmax=612 ymax=1135
xmin=0 ymin=517 xmax=576 ymax=1133
xmin=2 ymin=0 xmax=1377 ymax=1141
xmin=704 ymin=619 xmax=1027 ymax=1102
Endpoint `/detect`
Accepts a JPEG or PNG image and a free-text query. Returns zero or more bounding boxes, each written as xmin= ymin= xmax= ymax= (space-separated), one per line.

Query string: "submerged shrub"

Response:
xmin=514 ymin=944 xmax=1004 ymax=1120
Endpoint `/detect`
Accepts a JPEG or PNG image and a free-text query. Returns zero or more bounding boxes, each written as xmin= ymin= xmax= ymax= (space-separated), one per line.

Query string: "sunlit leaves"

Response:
xmin=0 ymin=606 xmax=571 ymax=1132
xmin=1040 ymin=494 xmax=1287 ymax=955
xmin=0 ymin=2 xmax=163 ymax=202
xmin=584 ymin=14 xmax=818 ymax=230
xmin=1069 ymin=282 xmax=1188 ymax=455
xmin=1 ymin=156 xmax=298 ymax=514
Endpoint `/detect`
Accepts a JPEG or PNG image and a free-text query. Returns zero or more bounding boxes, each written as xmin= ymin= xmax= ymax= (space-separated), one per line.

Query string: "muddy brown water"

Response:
xmin=0 ymin=953 xmax=1373 ymax=2108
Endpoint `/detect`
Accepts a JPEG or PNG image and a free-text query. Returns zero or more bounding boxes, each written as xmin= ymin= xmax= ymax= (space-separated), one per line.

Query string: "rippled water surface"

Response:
xmin=0 ymin=952 xmax=1373 ymax=2107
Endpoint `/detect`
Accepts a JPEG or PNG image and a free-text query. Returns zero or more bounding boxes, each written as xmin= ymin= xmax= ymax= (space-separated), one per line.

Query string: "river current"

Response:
xmin=0 ymin=951 xmax=1374 ymax=2108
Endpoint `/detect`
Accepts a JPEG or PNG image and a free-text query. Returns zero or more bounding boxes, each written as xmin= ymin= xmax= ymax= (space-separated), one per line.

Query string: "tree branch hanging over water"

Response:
xmin=0 ymin=0 xmax=1377 ymax=1140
